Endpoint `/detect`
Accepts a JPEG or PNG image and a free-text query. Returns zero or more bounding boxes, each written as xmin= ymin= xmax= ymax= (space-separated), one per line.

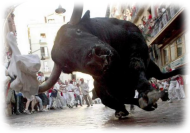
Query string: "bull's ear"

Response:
xmin=80 ymin=10 xmax=90 ymax=23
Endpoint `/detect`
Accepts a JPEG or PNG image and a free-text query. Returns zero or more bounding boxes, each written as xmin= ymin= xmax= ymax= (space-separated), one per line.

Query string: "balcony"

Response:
xmin=131 ymin=5 xmax=145 ymax=23
xmin=140 ymin=6 xmax=185 ymax=46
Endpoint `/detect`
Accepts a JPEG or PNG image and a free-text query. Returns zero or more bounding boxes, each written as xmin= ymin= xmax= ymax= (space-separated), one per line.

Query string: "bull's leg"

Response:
xmin=94 ymin=86 xmax=129 ymax=118
xmin=129 ymin=57 xmax=161 ymax=111
xmin=101 ymin=96 xmax=129 ymax=119
xmin=136 ymin=72 xmax=162 ymax=111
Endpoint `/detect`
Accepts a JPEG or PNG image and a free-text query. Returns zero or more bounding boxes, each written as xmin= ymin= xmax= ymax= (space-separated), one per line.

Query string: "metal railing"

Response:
xmin=131 ymin=5 xmax=144 ymax=22
xmin=141 ymin=5 xmax=182 ymax=41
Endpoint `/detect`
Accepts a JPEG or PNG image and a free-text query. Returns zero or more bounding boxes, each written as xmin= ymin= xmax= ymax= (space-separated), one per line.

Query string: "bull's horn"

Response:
xmin=69 ymin=3 xmax=83 ymax=25
xmin=38 ymin=63 xmax=62 ymax=93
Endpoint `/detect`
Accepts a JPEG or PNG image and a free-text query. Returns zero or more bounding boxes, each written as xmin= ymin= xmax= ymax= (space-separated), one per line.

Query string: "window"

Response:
xmin=43 ymin=61 xmax=49 ymax=72
xmin=40 ymin=46 xmax=49 ymax=58
xmin=170 ymin=43 xmax=176 ymax=61
xmin=163 ymin=47 xmax=169 ymax=64
xmin=40 ymin=33 xmax=46 ymax=43
xmin=176 ymin=37 xmax=183 ymax=57
xmin=162 ymin=35 xmax=185 ymax=66
xmin=48 ymin=19 xmax=55 ymax=23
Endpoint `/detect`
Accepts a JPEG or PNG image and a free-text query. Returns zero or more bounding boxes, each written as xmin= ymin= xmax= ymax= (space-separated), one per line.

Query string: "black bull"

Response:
xmin=39 ymin=10 xmax=185 ymax=118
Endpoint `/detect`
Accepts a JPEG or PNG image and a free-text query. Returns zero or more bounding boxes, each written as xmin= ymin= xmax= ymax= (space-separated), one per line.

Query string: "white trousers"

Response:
xmin=49 ymin=96 xmax=56 ymax=108
xmin=178 ymin=85 xmax=186 ymax=99
xmin=168 ymin=80 xmax=180 ymax=100
xmin=56 ymin=92 xmax=65 ymax=108
xmin=67 ymin=92 xmax=75 ymax=106
xmin=62 ymin=93 xmax=68 ymax=106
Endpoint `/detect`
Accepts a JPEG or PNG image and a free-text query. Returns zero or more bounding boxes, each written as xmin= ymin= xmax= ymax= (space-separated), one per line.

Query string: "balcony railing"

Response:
xmin=131 ymin=5 xmax=145 ymax=23
xmin=140 ymin=5 xmax=182 ymax=42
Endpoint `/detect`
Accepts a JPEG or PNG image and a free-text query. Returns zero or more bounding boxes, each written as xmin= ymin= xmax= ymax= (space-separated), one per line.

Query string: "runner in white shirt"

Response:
xmin=53 ymin=79 xmax=65 ymax=109
xmin=66 ymin=80 xmax=76 ymax=108
xmin=74 ymin=83 xmax=82 ymax=107
xmin=59 ymin=83 xmax=67 ymax=107
xmin=80 ymin=78 xmax=93 ymax=107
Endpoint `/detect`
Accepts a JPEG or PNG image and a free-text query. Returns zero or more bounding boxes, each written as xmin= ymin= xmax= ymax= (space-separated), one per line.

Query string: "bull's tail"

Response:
xmin=146 ymin=59 xmax=186 ymax=80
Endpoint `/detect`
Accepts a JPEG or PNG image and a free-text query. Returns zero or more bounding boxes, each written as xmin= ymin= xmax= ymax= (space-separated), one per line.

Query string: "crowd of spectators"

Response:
xmin=5 ymin=70 xmax=101 ymax=116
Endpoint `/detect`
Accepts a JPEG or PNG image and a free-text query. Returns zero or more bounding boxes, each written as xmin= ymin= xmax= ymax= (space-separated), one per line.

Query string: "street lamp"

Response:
xmin=55 ymin=5 xmax=66 ymax=14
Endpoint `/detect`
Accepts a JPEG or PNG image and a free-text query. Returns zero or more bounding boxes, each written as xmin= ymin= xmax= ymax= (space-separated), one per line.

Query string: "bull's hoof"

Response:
xmin=139 ymin=90 xmax=161 ymax=111
xmin=115 ymin=110 xmax=129 ymax=119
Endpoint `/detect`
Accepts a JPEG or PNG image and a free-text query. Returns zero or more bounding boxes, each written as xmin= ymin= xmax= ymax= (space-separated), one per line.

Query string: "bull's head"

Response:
xmin=52 ymin=10 xmax=117 ymax=76
xmin=39 ymin=4 xmax=118 ymax=93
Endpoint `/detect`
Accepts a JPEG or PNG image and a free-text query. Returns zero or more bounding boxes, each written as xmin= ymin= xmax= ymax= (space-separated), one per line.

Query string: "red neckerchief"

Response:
xmin=6 ymin=82 xmax=11 ymax=97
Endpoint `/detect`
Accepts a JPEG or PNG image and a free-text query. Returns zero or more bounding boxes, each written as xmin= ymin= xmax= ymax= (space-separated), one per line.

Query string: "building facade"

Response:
xmin=27 ymin=12 xmax=94 ymax=88
xmin=27 ymin=13 xmax=72 ymax=81
xmin=110 ymin=3 xmax=186 ymax=72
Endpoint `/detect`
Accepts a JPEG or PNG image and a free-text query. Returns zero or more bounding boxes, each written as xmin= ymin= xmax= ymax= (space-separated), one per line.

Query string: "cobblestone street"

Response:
xmin=4 ymin=99 xmax=187 ymax=131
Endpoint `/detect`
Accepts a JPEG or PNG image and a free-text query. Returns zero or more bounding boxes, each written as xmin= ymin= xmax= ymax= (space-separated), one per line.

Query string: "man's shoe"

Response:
xmin=24 ymin=110 xmax=31 ymax=115
xmin=15 ymin=111 xmax=21 ymax=115
xmin=31 ymin=110 xmax=36 ymax=114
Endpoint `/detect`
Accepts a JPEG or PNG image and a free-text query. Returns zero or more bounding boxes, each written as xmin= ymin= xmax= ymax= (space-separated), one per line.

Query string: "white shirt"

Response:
xmin=80 ymin=82 xmax=89 ymax=95
xmin=53 ymin=82 xmax=60 ymax=90
xmin=74 ymin=87 xmax=81 ymax=95
xmin=37 ymin=76 xmax=45 ymax=83
xmin=66 ymin=84 xmax=75 ymax=92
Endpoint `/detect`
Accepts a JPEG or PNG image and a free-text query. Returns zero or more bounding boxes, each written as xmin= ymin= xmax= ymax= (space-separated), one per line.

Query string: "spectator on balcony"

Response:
xmin=161 ymin=6 xmax=168 ymax=26
xmin=142 ymin=16 xmax=147 ymax=26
